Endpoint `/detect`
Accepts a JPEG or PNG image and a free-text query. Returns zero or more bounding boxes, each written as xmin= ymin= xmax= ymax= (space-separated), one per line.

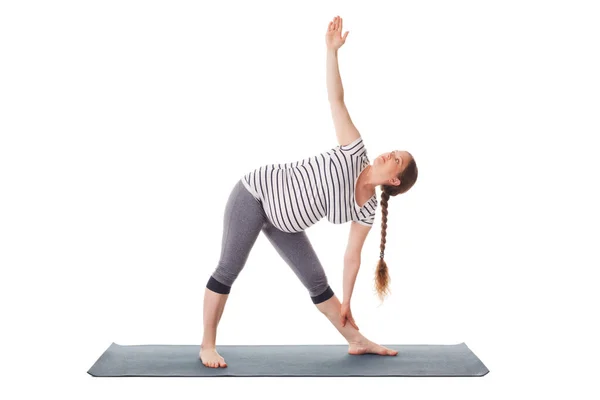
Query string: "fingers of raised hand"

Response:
xmin=330 ymin=16 xmax=341 ymax=31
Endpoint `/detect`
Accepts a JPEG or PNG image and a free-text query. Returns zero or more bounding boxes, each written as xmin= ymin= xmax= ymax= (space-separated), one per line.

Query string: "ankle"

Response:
xmin=200 ymin=343 xmax=216 ymax=350
xmin=348 ymin=335 xmax=369 ymax=346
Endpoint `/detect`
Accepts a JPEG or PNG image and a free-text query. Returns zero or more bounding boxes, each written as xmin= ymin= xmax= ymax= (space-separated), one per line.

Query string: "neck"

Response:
xmin=359 ymin=165 xmax=379 ymax=193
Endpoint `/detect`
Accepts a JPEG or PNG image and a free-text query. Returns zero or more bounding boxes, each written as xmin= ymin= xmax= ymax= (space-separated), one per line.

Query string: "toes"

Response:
xmin=202 ymin=357 xmax=227 ymax=368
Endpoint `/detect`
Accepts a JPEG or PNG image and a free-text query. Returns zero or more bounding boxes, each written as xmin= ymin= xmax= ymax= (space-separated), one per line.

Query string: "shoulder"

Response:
xmin=339 ymin=136 xmax=364 ymax=152
xmin=336 ymin=137 xmax=369 ymax=160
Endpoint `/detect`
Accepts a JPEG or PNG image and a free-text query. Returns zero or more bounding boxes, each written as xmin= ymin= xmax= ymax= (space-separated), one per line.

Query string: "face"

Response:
xmin=373 ymin=150 xmax=410 ymax=186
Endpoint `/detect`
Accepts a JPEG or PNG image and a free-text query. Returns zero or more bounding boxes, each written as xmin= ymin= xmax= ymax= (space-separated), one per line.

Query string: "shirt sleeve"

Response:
xmin=355 ymin=197 xmax=378 ymax=226
xmin=338 ymin=136 xmax=367 ymax=159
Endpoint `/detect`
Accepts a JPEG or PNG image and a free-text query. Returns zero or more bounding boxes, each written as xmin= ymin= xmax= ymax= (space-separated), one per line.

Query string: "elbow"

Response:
xmin=328 ymin=95 xmax=344 ymax=104
xmin=344 ymin=254 xmax=360 ymax=265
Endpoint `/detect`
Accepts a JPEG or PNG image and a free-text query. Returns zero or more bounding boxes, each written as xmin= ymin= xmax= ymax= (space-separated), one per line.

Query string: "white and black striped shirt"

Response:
xmin=241 ymin=136 xmax=378 ymax=233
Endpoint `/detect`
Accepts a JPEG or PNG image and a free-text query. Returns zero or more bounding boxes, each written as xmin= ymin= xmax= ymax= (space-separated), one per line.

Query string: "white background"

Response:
xmin=1 ymin=0 xmax=599 ymax=398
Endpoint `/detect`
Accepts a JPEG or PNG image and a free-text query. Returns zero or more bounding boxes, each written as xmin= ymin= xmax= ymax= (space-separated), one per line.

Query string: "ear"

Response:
xmin=390 ymin=178 xmax=401 ymax=186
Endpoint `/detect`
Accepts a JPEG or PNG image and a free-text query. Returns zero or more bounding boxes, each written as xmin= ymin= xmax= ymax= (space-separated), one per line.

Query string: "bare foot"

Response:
xmin=199 ymin=346 xmax=228 ymax=368
xmin=348 ymin=339 xmax=398 ymax=356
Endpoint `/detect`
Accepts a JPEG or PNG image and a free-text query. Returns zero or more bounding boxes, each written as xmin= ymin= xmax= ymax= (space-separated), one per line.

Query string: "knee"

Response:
xmin=211 ymin=263 xmax=240 ymax=290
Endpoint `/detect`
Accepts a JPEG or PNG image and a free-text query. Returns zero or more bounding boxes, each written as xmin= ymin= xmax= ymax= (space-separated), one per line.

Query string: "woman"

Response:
xmin=200 ymin=16 xmax=418 ymax=368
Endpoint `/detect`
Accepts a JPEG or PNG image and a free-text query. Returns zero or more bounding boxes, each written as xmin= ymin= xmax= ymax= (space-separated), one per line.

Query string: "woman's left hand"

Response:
xmin=340 ymin=302 xmax=359 ymax=330
xmin=326 ymin=16 xmax=349 ymax=50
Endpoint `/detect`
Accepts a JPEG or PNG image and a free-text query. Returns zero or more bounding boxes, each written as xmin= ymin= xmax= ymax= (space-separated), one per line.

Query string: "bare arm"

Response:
xmin=325 ymin=16 xmax=360 ymax=146
xmin=342 ymin=258 xmax=360 ymax=305
xmin=343 ymin=221 xmax=372 ymax=304
xmin=326 ymin=49 xmax=344 ymax=102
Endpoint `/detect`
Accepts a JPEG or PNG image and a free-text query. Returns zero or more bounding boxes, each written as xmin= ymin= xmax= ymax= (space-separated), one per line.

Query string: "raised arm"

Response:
xmin=325 ymin=16 xmax=360 ymax=147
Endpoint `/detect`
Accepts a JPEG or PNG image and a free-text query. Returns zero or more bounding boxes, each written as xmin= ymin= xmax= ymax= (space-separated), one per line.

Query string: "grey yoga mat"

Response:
xmin=88 ymin=342 xmax=489 ymax=377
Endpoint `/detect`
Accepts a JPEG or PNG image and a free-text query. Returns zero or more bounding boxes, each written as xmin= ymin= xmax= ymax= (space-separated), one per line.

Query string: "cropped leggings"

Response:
xmin=206 ymin=179 xmax=334 ymax=304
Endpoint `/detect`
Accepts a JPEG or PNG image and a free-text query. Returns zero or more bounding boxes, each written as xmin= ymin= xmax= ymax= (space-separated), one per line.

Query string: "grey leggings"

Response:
xmin=206 ymin=179 xmax=334 ymax=304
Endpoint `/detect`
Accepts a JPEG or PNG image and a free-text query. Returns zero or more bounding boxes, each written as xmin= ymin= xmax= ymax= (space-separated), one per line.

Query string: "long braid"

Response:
xmin=372 ymin=153 xmax=418 ymax=303
xmin=375 ymin=190 xmax=391 ymax=302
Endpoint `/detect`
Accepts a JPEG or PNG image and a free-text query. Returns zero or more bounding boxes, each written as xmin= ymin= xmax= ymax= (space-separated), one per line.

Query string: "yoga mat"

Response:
xmin=88 ymin=342 xmax=489 ymax=377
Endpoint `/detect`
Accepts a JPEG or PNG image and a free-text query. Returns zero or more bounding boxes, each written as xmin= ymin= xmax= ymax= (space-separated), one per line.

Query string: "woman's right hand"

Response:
xmin=340 ymin=301 xmax=359 ymax=330
xmin=326 ymin=16 xmax=349 ymax=50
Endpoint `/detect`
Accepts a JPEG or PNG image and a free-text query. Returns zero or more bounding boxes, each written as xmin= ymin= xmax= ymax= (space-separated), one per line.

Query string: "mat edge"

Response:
xmin=107 ymin=342 xmax=469 ymax=347
xmin=87 ymin=342 xmax=120 ymax=377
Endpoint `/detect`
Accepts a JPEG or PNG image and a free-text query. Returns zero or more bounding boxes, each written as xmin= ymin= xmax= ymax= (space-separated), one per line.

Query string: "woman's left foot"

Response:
xmin=348 ymin=339 xmax=398 ymax=356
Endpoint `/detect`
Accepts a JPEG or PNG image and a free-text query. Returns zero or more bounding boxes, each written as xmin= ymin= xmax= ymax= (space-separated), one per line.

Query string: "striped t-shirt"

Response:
xmin=240 ymin=136 xmax=378 ymax=233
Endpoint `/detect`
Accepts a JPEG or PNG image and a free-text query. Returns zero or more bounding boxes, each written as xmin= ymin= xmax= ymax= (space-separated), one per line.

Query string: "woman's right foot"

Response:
xmin=348 ymin=339 xmax=398 ymax=356
xmin=199 ymin=346 xmax=228 ymax=368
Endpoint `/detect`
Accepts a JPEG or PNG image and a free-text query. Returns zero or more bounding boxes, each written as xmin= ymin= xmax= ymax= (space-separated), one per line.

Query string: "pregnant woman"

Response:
xmin=200 ymin=16 xmax=419 ymax=368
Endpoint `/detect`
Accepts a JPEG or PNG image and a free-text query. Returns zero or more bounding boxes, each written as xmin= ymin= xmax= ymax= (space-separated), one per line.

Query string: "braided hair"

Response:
xmin=374 ymin=153 xmax=419 ymax=303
